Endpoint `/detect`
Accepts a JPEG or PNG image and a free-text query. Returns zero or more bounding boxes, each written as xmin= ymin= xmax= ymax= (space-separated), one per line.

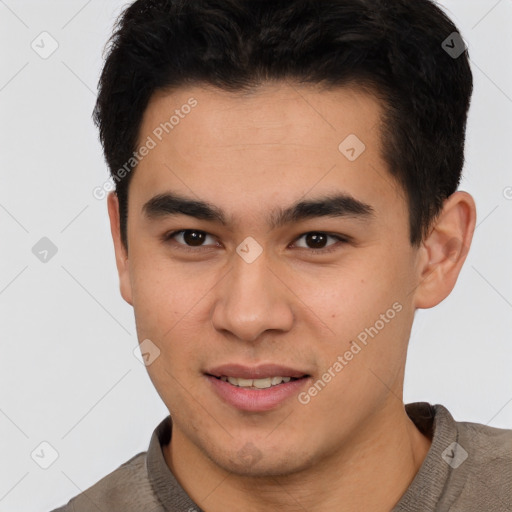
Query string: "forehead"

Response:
xmin=141 ymin=82 xmax=381 ymax=156
xmin=129 ymin=82 xmax=406 ymax=230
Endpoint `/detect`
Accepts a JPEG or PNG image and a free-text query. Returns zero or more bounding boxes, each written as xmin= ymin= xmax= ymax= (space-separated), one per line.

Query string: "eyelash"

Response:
xmin=161 ymin=230 xmax=350 ymax=255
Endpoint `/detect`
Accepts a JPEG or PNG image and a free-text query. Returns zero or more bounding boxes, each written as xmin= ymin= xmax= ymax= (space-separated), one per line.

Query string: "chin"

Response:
xmin=208 ymin=440 xmax=316 ymax=478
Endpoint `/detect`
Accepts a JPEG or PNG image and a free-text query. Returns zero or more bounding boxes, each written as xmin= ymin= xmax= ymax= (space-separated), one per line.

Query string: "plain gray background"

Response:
xmin=0 ymin=1 xmax=511 ymax=510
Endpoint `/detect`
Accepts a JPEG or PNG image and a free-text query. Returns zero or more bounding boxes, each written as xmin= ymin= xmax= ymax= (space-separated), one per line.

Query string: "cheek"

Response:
xmin=129 ymin=253 xmax=203 ymax=335
xmin=296 ymin=253 xmax=413 ymax=367
xmin=129 ymin=257 xmax=220 ymax=378
xmin=295 ymin=257 xmax=402 ymax=326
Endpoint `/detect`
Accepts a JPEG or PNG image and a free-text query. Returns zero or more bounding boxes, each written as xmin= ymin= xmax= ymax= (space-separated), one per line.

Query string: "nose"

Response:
xmin=210 ymin=250 xmax=294 ymax=342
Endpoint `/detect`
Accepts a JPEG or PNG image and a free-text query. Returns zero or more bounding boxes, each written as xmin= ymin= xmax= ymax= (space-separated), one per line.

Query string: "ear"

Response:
xmin=413 ymin=191 xmax=476 ymax=309
xmin=107 ymin=191 xmax=133 ymax=306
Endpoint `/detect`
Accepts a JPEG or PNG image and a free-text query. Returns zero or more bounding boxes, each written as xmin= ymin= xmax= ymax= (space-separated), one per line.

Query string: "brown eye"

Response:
xmin=304 ymin=233 xmax=328 ymax=249
xmin=293 ymin=232 xmax=347 ymax=252
xmin=164 ymin=230 xmax=218 ymax=248
xmin=181 ymin=230 xmax=207 ymax=246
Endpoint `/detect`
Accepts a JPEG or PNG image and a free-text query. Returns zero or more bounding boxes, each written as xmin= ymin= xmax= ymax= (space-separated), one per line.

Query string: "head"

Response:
xmin=96 ymin=0 xmax=476 ymax=476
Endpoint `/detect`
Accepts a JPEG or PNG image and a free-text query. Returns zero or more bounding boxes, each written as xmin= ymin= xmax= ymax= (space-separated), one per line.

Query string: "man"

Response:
xmin=52 ymin=0 xmax=511 ymax=511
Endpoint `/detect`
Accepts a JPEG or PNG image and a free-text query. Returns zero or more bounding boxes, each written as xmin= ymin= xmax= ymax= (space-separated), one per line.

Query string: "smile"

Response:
xmin=215 ymin=375 xmax=298 ymax=389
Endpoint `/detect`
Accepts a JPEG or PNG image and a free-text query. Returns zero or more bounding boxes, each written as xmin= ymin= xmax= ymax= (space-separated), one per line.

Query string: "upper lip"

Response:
xmin=205 ymin=363 xmax=310 ymax=380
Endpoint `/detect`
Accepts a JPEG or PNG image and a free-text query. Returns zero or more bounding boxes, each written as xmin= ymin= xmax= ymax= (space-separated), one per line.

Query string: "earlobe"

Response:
xmin=413 ymin=191 xmax=476 ymax=309
xmin=107 ymin=191 xmax=133 ymax=306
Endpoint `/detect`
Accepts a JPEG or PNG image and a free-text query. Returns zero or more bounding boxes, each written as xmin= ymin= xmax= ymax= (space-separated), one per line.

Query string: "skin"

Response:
xmin=107 ymin=82 xmax=476 ymax=512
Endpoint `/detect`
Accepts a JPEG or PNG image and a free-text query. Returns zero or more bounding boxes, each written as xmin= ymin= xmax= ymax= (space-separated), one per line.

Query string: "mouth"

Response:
xmin=204 ymin=364 xmax=312 ymax=411
xmin=208 ymin=375 xmax=306 ymax=390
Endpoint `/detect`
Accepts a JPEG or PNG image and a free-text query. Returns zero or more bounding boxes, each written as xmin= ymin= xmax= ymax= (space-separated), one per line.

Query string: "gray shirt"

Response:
xmin=50 ymin=402 xmax=512 ymax=511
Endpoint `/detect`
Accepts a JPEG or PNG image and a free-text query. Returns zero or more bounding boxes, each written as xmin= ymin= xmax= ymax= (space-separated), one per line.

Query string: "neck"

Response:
xmin=164 ymin=401 xmax=432 ymax=512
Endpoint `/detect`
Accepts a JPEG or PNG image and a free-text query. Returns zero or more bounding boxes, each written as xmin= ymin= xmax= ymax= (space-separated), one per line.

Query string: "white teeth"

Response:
xmin=221 ymin=376 xmax=295 ymax=389
xmin=253 ymin=377 xmax=272 ymax=389
xmin=228 ymin=377 xmax=253 ymax=387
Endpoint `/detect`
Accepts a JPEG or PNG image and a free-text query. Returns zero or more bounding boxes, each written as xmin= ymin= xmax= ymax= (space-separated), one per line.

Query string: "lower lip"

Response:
xmin=206 ymin=375 xmax=310 ymax=412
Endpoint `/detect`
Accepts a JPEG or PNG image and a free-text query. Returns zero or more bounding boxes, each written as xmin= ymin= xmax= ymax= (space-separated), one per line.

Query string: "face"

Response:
xmin=111 ymin=82 xmax=426 ymax=476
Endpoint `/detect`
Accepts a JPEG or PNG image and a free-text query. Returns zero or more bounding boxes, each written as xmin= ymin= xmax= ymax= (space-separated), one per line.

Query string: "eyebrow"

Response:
xmin=142 ymin=191 xmax=374 ymax=229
